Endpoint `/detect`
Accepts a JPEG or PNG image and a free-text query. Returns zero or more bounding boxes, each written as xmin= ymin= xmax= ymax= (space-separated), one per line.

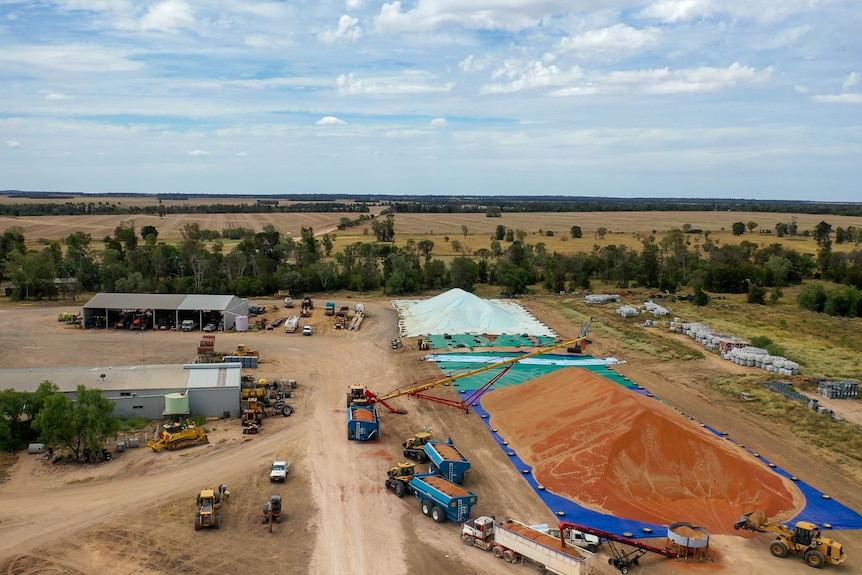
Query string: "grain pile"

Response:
xmin=482 ymin=368 xmax=804 ymax=534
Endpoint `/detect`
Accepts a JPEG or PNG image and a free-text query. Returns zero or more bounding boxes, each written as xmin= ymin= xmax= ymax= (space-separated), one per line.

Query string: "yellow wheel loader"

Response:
xmin=734 ymin=511 xmax=845 ymax=568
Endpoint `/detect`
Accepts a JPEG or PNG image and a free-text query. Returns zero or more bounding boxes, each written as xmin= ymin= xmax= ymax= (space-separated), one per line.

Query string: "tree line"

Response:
xmin=1 ymin=215 xmax=861 ymax=317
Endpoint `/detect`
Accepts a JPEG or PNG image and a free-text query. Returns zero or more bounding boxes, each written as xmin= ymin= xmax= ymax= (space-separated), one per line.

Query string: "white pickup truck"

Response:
xmin=530 ymin=523 xmax=601 ymax=552
xmin=270 ymin=459 xmax=290 ymax=482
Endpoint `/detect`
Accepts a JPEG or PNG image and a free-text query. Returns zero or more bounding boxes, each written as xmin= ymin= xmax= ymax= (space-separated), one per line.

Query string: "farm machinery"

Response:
xmin=347 ymin=320 xmax=592 ymax=415
xmin=734 ymin=510 xmax=846 ymax=569
xmin=194 ymin=488 xmax=221 ymax=530
xmin=262 ymin=495 xmax=283 ymax=533
xmin=148 ymin=421 xmax=209 ymax=451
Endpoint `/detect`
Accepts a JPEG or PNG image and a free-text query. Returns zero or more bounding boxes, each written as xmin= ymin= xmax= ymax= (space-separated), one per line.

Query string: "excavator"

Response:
xmin=349 ymin=319 xmax=592 ymax=414
xmin=734 ymin=510 xmax=846 ymax=568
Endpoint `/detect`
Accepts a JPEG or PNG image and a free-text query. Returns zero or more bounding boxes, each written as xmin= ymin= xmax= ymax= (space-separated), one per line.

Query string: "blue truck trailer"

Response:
xmin=347 ymin=405 xmax=379 ymax=440
xmin=423 ymin=438 xmax=471 ymax=484
xmin=408 ymin=472 xmax=478 ymax=523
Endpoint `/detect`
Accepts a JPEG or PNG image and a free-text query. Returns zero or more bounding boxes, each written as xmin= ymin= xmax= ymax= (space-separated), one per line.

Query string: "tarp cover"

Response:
xmin=392 ymin=289 xmax=556 ymax=338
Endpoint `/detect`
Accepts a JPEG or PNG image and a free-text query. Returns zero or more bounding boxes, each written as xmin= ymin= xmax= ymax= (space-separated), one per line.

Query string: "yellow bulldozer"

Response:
xmin=734 ymin=510 xmax=846 ymax=568
xmin=147 ymin=421 xmax=209 ymax=451
xmin=234 ymin=344 xmax=259 ymax=357
xmin=194 ymin=488 xmax=221 ymax=530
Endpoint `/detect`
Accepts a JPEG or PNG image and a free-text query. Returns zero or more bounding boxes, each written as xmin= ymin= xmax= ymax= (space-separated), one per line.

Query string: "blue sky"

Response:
xmin=1 ymin=0 xmax=860 ymax=200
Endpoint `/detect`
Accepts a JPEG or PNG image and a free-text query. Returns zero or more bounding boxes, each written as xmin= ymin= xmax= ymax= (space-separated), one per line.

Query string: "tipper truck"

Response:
xmin=408 ymin=472 xmax=477 ymax=523
xmin=424 ymin=438 xmax=471 ymax=484
xmin=347 ymin=405 xmax=379 ymax=440
xmin=462 ymin=517 xmax=596 ymax=575
xmin=325 ymin=301 xmax=336 ymax=316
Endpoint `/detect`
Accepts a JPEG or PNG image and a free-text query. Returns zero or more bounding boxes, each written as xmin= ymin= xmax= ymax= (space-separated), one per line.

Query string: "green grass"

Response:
xmin=116 ymin=417 xmax=151 ymax=432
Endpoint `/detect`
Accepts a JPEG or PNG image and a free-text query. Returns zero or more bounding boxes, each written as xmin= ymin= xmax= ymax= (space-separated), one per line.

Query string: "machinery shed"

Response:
xmin=82 ymin=293 xmax=248 ymax=331
xmin=1 ymin=363 xmax=242 ymax=419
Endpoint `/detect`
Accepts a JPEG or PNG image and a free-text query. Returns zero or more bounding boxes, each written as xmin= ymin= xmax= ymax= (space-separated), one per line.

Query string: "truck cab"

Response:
xmin=270 ymin=459 xmax=289 ymax=482
xmin=181 ymin=319 xmax=198 ymax=331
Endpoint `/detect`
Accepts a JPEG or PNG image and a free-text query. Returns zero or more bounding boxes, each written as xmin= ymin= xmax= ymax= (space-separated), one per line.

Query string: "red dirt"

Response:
xmin=433 ymin=443 xmax=466 ymax=461
xmin=482 ymin=368 xmax=805 ymax=535
xmin=350 ymin=407 xmax=376 ymax=422
xmin=421 ymin=475 xmax=470 ymax=497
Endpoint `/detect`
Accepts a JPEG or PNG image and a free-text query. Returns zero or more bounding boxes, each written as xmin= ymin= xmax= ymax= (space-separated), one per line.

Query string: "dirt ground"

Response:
xmin=0 ymin=297 xmax=859 ymax=575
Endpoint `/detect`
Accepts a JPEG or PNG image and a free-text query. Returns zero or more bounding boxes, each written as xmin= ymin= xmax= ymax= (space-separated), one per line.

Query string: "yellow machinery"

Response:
xmin=402 ymin=430 xmax=432 ymax=463
xmin=235 ymin=344 xmax=259 ymax=357
xmin=384 ymin=461 xmax=416 ymax=498
xmin=195 ymin=488 xmax=221 ymax=530
xmin=147 ymin=421 xmax=209 ymax=451
xmin=734 ymin=511 xmax=846 ymax=568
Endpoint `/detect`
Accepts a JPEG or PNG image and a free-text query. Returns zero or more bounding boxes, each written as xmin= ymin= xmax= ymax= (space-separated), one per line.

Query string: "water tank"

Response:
xmin=236 ymin=315 xmax=249 ymax=332
xmin=164 ymin=392 xmax=190 ymax=415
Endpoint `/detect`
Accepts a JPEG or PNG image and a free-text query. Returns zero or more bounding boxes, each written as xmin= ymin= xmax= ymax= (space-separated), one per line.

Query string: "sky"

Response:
xmin=1 ymin=0 xmax=860 ymax=201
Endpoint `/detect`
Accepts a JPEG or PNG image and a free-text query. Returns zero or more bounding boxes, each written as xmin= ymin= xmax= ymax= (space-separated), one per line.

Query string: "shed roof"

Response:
xmin=1 ymin=363 xmax=241 ymax=393
xmin=83 ymin=293 xmax=246 ymax=313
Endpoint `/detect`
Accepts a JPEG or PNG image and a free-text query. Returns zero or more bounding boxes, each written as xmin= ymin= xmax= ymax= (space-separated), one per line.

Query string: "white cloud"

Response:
xmin=140 ymin=0 xmax=195 ymax=32
xmin=794 ymin=85 xmax=809 ymax=94
xmin=0 ymin=45 xmax=143 ymax=73
xmin=374 ymin=0 xmax=578 ymax=33
xmin=7 ymin=12 xmax=19 ymax=21
xmin=336 ymin=72 xmax=454 ymax=95
xmin=640 ymin=0 xmax=713 ymax=23
xmin=44 ymin=92 xmax=72 ymax=100
xmin=557 ymin=24 xmax=661 ymax=61
xmin=346 ymin=0 xmax=363 ymax=9
xmin=459 ymin=54 xmax=491 ymax=73
xmin=843 ymin=72 xmax=860 ymax=91
xmin=236 ymin=151 xmax=248 ymax=157
xmin=6 ymin=140 xmax=20 ymax=148
xmin=430 ymin=118 xmax=447 ymax=126
xmin=319 ymin=14 xmax=362 ymax=44
xmin=316 ymin=116 xmax=347 ymax=125
xmin=812 ymin=94 xmax=862 ymax=104
xmin=188 ymin=149 xmax=209 ymax=156
xmin=486 ymin=60 xmax=771 ymax=96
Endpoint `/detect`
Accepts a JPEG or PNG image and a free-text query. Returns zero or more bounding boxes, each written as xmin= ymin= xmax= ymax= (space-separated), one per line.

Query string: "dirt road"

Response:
xmin=0 ymin=298 xmax=859 ymax=574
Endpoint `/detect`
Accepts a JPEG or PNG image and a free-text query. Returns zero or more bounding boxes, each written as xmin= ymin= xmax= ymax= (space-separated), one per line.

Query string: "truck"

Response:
xmin=347 ymin=405 xmax=379 ymax=441
xmin=354 ymin=303 xmax=365 ymax=315
xmin=530 ymin=524 xmax=601 ymax=553
xmin=424 ymin=438 xmax=471 ymax=484
xmin=270 ymin=459 xmax=290 ymax=482
xmin=300 ymin=302 xmax=311 ymax=317
xmin=335 ymin=306 xmax=349 ymax=328
xmin=462 ymin=517 xmax=595 ymax=574
xmin=325 ymin=301 xmax=336 ymax=316
xmin=181 ymin=319 xmax=198 ymax=331
xmin=408 ymin=472 xmax=477 ymax=523
xmin=284 ymin=315 xmax=299 ymax=333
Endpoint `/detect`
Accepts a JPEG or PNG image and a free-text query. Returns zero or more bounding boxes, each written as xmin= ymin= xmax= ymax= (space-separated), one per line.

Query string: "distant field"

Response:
xmin=1 ymin=208 xmax=860 ymax=257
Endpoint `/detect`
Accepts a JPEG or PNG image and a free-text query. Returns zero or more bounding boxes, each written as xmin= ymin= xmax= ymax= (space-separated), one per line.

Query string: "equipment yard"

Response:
xmin=0 ymin=296 xmax=860 ymax=575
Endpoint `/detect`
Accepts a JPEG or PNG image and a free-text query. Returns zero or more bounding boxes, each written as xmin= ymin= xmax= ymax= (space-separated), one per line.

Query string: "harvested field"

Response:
xmin=482 ymin=367 xmax=805 ymax=535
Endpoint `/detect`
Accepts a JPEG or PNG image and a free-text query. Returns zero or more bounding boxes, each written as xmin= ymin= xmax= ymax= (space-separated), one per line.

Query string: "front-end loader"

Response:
xmin=194 ymin=488 xmax=221 ymax=530
xmin=734 ymin=510 xmax=846 ymax=568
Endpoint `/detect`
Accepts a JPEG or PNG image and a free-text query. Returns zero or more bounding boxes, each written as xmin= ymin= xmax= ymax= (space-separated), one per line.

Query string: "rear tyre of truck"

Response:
xmin=421 ymin=501 xmax=432 ymax=516
xmin=431 ymin=506 xmax=446 ymax=523
xmin=492 ymin=546 xmax=504 ymax=559
xmin=502 ymin=550 xmax=516 ymax=563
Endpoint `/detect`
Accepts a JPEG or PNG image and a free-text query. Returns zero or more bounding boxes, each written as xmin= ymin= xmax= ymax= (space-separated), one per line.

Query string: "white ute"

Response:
xmin=530 ymin=524 xmax=601 ymax=552
xmin=270 ymin=459 xmax=290 ymax=482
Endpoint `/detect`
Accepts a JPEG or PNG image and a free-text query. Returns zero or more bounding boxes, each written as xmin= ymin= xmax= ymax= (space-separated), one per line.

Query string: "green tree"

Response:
xmin=449 ymin=256 xmax=478 ymax=292
xmin=570 ymin=226 xmax=582 ymax=239
xmin=417 ymin=239 xmax=435 ymax=261
xmin=140 ymin=225 xmax=159 ymax=241
xmin=797 ymin=282 xmax=828 ymax=312
xmin=731 ymin=222 xmax=746 ymax=235
xmin=747 ymin=283 xmax=767 ymax=304
xmin=595 ymin=227 xmax=607 ymax=240
xmin=494 ymin=225 xmax=506 ymax=241
xmin=32 ymin=385 xmax=119 ymax=460
xmin=746 ymin=221 xmax=758 ymax=234
xmin=693 ymin=286 xmax=709 ymax=306
xmin=485 ymin=206 xmax=501 ymax=218
xmin=461 ymin=225 xmax=468 ymax=239
xmin=372 ymin=216 xmax=395 ymax=242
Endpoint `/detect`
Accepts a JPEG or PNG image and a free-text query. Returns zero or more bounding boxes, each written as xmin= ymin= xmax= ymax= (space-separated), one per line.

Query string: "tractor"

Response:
xmin=262 ymin=495 xmax=283 ymax=533
xmin=402 ymin=429 xmax=432 ymax=463
xmin=384 ymin=461 xmax=416 ymax=498
xmin=194 ymin=488 xmax=221 ymax=530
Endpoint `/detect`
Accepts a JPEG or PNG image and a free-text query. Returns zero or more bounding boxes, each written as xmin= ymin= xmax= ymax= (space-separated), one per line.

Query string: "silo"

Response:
xmin=164 ymin=392 xmax=190 ymax=416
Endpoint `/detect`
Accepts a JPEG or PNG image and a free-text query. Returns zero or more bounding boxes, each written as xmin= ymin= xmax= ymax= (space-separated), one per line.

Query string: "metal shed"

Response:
xmin=82 ymin=293 xmax=248 ymax=331
xmin=1 ymin=363 xmax=242 ymax=419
